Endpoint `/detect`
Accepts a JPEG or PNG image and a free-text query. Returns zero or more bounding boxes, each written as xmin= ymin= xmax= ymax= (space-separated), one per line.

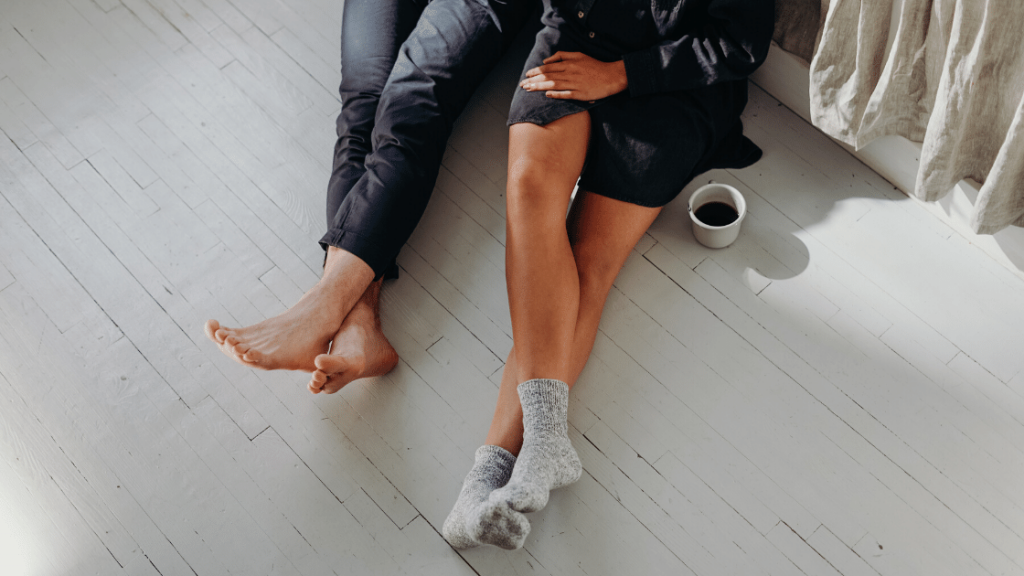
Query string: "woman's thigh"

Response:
xmin=507 ymin=111 xmax=592 ymax=220
xmin=567 ymin=190 xmax=661 ymax=291
xmin=579 ymin=92 xmax=717 ymax=208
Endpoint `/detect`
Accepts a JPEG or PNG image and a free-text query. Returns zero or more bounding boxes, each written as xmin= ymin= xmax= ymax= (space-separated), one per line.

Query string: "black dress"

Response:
xmin=508 ymin=0 xmax=775 ymax=207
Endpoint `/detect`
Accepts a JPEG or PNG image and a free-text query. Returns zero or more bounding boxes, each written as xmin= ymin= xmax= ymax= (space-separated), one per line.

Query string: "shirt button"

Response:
xmin=588 ymin=31 xmax=595 ymax=38
xmin=578 ymin=10 xmax=584 ymax=18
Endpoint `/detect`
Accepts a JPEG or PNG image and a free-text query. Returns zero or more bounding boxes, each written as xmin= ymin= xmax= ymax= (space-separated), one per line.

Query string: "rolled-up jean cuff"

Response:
xmin=319 ymin=228 xmax=398 ymax=281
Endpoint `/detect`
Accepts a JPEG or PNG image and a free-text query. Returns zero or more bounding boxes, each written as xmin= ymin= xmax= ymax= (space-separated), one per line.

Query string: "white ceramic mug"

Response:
xmin=688 ymin=183 xmax=746 ymax=249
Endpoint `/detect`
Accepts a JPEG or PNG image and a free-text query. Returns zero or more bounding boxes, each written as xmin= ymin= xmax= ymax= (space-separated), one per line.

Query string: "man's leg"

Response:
xmin=306 ymin=276 xmax=398 ymax=394
xmin=325 ymin=0 xmax=426 ymax=243
xmin=205 ymin=247 xmax=374 ymax=372
xmin=206 ymin=0 xmax=530 ymax=381
xmin=311 ymin=0 xmax=531 ymax=389
xmin=205 ymin=0 xmax=425 ymax=372
xmin=319 ymin=0 xmax=530 ymax=278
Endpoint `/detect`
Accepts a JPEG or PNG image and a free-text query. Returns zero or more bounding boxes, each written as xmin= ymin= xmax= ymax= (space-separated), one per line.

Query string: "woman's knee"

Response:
xmin=507 ymin=162 xmax=562 ymax=209
xmin=506 ymin=115 xmax=590 ymax=221
xmin=506 ymin=173 xmax=577 ymax=228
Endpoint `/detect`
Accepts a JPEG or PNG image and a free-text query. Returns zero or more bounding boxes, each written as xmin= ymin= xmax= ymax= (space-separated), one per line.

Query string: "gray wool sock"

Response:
xmin=442 ymin=445 xmax=530 ymax=550
xmin=486 ymin=379 xmax=582 ymax=514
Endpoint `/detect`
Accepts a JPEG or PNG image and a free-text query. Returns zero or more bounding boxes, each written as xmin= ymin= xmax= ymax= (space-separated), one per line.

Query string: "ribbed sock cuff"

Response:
xmin=473 ymin=444 xmax=517 ymax=485
xmin=517 ymin=378 xmax=570 ymax=433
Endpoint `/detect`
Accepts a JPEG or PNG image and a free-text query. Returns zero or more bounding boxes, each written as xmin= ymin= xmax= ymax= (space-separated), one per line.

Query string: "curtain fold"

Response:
xmin=776 ymin=0 xmax=1024 ymax=234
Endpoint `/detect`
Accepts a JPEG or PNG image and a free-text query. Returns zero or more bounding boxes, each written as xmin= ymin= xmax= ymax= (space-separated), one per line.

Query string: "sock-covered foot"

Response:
xmin=487 ymin=379 xmax=582 ymax=514
xmin=442 ymin=445 xmax=530 ymax=550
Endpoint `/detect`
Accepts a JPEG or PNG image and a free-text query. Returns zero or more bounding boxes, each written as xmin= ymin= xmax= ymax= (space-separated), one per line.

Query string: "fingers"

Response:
xmin=520 ymin=71 xmax=574 ymax=97
xmin=526 ymin=64 xmax=567 ymax=78
xmin=521 ymin=71 xmax=580 ymax=92
xmin=542 ymin=51 xmax=578 ymax=64
xmin=520 ymin=71 xmax=579 ymax=98
xmin=521 ymin=78 xmax=559 ymax=91
xmin=528 ymin=51 xmax=580 ymax=75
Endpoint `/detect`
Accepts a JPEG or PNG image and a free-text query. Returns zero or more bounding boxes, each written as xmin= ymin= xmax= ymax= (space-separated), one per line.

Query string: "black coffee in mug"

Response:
xmin=694 ymin=201 xmax=738 ymax=227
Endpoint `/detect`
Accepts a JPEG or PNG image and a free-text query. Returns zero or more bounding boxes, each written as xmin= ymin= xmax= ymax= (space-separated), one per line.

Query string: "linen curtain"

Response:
xmin=773 ymin=0 xmax=1024 ymax=234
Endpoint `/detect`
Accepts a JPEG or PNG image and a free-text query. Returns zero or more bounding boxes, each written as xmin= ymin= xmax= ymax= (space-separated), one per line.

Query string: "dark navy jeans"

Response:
xmin=321 ymin=0 xmax=532 ymax=279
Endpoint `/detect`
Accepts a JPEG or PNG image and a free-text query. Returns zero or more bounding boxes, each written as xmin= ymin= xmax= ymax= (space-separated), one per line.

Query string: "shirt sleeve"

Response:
xmin=622 ymin=0 xmax=775 ymax=96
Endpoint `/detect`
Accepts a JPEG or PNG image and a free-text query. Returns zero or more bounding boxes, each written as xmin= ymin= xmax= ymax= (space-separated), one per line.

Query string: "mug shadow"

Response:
xmin=648 ymin=168 xmax=812 ymax=289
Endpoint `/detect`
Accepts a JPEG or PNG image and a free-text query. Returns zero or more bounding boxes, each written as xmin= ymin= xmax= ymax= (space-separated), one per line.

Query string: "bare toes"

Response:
xmin=225 ymin=335 xmax=240 ymax=347
xmin=322 ymin=379 xmax=346 ymax=395
xmin=314 ymin=353 xmax=352 ymax=375
xmin=306 ymin=371 xmax=327 ymax=395
xmin=204 ymin=320 xmax=221 ymax=342
xmin=214 ymin=328 xmax=232 ymax=344
xmin=307 ymin=368 xmax=347 ymax=395
xmin=242 ymin=349 xmax=262 ymax=365
xmin=232 ymin=343 xmax=249 ymax=355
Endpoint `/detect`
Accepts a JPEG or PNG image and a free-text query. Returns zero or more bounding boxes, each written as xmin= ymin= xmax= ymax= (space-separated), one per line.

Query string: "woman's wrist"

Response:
xmin=608 ymin=60 xmax=628 ymax=95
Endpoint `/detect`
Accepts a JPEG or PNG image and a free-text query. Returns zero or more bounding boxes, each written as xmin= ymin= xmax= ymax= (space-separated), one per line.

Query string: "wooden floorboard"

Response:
xmin=1 ymin=0 xmax=1023 ymax=575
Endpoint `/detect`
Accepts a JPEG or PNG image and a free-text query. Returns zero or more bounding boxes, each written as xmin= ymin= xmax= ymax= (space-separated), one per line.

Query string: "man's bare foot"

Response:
xmin=307 ymin=284 xmax=398 ymax=394
xmin=204 ymin=248 xmax=374 ymax=372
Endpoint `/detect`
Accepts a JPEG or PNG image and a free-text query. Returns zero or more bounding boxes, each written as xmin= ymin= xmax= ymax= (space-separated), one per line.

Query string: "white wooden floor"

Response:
xmin=2 ymin=1 xmax=1024 ymax=575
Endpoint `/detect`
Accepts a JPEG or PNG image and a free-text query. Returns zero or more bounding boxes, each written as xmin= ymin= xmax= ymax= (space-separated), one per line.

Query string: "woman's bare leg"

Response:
xmin=446 ymin=189 xmax=659 ymax=549
xmin=445 ymin=191 xmax=661 ymax=548
xmin=505 ymin=113 xmax=592 ymax=384
xmin=486 ymin=191 xmax=662 ymax=455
